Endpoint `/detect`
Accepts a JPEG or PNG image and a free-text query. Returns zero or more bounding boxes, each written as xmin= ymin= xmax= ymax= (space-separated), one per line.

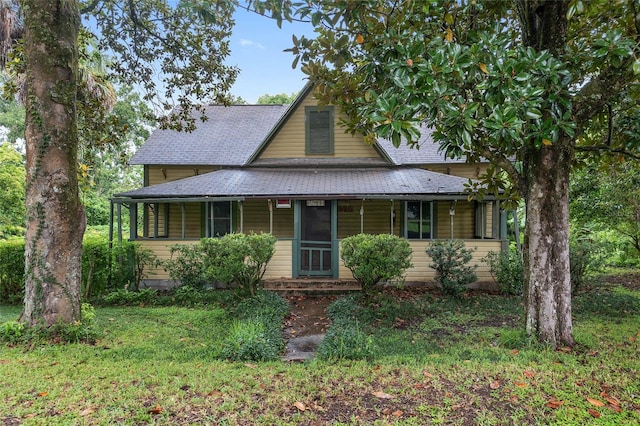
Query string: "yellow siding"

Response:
xmin=263 ymin=240 xmax=293 ymax=279
xmin=147 ymin=165 xmax=218 ymax=185
xmin=436 ymin=201 xmax=475 ymax=239
xmin=425 ymin=164 xmax=489 ymax=179
xmin=241 ymin=200 xmax=294 ymax=238
xmin=260 ymin=94 xmax=380 ymax=159
xmin=165 ymin=203 xmax=203 ymax=238
xmin=337 ymin=199 xmax=400 ymax=238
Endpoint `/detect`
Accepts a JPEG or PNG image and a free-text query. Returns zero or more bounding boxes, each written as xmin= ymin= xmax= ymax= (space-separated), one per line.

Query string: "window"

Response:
xmin=406 ymin=201 xmax=432 ymax=239
xmin=305 ymin=106 xmax=334 ymax=154
xmin=206 ymin=201 xmax=232 ymax=237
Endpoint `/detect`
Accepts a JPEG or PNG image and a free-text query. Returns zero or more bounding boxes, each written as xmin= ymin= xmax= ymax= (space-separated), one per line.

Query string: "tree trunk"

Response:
xmin=523 ymin=140 xmax=575 ymax=347
xmin=21 ymin=0 xmax=85 ymax=326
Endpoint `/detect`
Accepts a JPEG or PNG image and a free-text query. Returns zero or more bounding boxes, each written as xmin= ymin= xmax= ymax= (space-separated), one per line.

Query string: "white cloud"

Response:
xmin=239 ymin=38 xmax=265 ymax=50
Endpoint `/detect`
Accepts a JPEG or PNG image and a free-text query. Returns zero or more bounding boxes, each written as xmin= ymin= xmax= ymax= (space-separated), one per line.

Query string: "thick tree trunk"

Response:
xmin=21 ymin=0 xmax=84 ymax=326
xmin=523 ymin=141 xmax=575 ymax=347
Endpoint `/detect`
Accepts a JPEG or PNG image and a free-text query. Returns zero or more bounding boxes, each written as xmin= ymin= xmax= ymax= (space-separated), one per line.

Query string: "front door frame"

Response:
xmin=292 ymin=199 xmax=338 ymax=278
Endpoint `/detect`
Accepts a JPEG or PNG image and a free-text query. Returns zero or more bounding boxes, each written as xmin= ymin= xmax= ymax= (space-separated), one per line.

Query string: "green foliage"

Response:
xmin=0 ymin=321 xmax=24 ymax=344
xmin=0 ymin=143 xmax=25 ymax=232
xmin=256 ymin=92 xmax=298 ymax=104
xmin=0 ymin=239 xmax=24 ymax=304
xmin=340 ymin=234 xmax=413 ymax=296
xmin=316 ymin=320 xmax=375 ymax=361
xmin=426 ymin=240 xmax=477 ymax=297
xmin=201 ymin=233 xmax=277 ymax=297
xmin=81 ymin=232 xmax=113 ymax=299
xmin=221 ymin=319 xmax=281 ymax=362
xmin=165 ymin=243 xmax=208 ymax=288
xmin=569 ymin=231 xmax=605 ymax=294
xmin=221 ymin=291 xmax=288 ymax=362
xmin=482 ymin=248 xmax=524 ymax=295
xmin=99 ymin=288 xmax=158 ymax=306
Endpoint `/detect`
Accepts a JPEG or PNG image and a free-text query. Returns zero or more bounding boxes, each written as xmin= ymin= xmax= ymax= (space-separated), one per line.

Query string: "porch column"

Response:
xmin=360 ymin=199 xmax=365 ymax=233
xmin=239 ymin=200 xmax=244 ymax=233
xmin=181 ymin=202 xmax=186 ymax=239
xmin=449 ymin=201 xmax=456 ymax=239
xmin=268 ymin=199 xmax=273 ymax=234
xmin=390 ymin=199 xmax=394 ymax=235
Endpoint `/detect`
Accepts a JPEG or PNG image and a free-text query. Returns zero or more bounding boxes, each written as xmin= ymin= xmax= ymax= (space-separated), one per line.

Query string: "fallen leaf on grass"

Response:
xmin=23 ymin=413 xmax=37 ymax=419
xmin=293 ymin=401 xmax=306 ymax=411
xmin=244 ymin=363 xmax=257 ymax=369
xmin=587 ymin=397 xmax=605 ymax=407
xmin=206 ymin=390 xmax=223 ymax=398
xmin=587 ymin=408 xmax=601 ymax=418
xmin=607 ymin=404 xmax=622 ymax=413
xmin=510 ymin=349 xmax=519 ymax=355
xmin=372 ymin=391 xmax=394 ymax=399
xmin=0 ymin=359 xmax=8 ymax=364
xmin=489 ymin=380 xmax=501 ymax=390
xmin=392 ymin=410 xmax=403 ymax=417
xmin=514 ymin=381 xmax=527 ymax=388
xmin=148 ymin=404 xmax=163 ymax=415
xmin=36 ymin=392 xmax=48 ymax=397
xmin=79 ymin=407 xmax=95 ymax=416
xmin=523 ymin=370 xmax=535 ymax=378
xmin=546 ymin=398 xmax=565 ymax=409
xmin=423 ymin=370 xmax=433 ymax=378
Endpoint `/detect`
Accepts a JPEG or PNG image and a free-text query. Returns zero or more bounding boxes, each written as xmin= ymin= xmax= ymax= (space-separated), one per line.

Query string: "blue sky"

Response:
xmin=228 ymin=9 xmax=315 ymax=103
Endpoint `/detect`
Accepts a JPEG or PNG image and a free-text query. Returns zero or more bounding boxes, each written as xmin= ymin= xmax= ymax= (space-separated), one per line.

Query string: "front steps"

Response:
xmin=263 ymin=278 xmax=360 ymax=294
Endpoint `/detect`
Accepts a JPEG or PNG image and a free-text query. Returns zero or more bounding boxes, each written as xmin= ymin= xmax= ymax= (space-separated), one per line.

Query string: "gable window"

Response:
xmin=305 ymin=106 xmax=334 ymax=154
xmin=406 ymin=201 xmax=432 ymax=239
xmin=205 ymin=201 xmax=232 ymax=237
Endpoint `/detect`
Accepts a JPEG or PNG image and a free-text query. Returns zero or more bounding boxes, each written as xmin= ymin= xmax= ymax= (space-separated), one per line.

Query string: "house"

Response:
xmin=111 ymin=83 xmax=508 ymax=288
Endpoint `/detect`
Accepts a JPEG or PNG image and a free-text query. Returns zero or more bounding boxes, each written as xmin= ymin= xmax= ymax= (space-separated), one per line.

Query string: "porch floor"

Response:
xmin=263 ymin=277 xmax=361 ymax=294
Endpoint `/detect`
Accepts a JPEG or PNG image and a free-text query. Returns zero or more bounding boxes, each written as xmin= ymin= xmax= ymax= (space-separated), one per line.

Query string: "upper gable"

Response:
xmin=257 ymin=90 xmax=382 ymax=160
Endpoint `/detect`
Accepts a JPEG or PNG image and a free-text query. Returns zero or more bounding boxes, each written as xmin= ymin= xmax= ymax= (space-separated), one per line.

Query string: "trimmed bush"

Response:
xmin=483 ymin=248 xmax=524 ymax=295
xmin=201 ymin=233 xmax=277 ymax=297
xmin=165 ymin=243 xmax=208 ymax=288
xmin=340 ymin=234 xmax=413 ymax=296
xmin=426 ymin=239 xmax=477 ymax=296
xmin=0 ymin=239 xmax=25 ymax=304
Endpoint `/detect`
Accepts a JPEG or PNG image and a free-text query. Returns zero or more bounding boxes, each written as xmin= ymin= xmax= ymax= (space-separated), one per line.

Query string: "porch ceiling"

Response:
xmin=114 ymin=167 xmax=477 ymax=200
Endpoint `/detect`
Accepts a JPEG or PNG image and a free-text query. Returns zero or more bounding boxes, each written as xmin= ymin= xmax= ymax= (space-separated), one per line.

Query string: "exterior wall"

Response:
xmin=424 ymin=163 xmax=489 ymax=180
xmin=337 ymin=199 xmax=400 ymax=238
xmin=147 ymin=165 xmax=218 ymax=185
xmin=260 ymin=94 xmax=380 ymax=159
xmin=263 ymin=239 xmax=294 ymax=279
xmin=242 ymin=200 xmax=294 ymax=238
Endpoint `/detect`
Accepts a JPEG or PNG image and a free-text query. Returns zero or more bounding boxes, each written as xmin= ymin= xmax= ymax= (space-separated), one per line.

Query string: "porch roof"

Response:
xmin=114 ymin=167 xmax=477 ymax=201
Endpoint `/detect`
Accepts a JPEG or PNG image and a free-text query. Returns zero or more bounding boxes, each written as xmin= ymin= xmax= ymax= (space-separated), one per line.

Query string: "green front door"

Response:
xmin=297 ymin=200 xmax=336 ymax=277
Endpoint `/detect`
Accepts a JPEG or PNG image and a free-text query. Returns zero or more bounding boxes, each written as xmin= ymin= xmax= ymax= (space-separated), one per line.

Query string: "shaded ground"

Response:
xmin=284 ymin=295 xmax=335 ymax=337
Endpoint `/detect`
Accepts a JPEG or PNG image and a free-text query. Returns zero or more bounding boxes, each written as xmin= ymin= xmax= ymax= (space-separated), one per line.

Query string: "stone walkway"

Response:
xmin=282 ymin=295 xmax=334 ymax=361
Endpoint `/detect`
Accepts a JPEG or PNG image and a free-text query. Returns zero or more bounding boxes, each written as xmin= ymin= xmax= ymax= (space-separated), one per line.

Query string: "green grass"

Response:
xmin=1 ymin=279 xmax=639 ymax=425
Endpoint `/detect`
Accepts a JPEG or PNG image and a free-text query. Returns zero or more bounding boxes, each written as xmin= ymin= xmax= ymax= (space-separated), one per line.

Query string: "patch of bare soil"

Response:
xmin=284 ymin=295 xmax=335 ymax=338
xmin=599 ymin=272 xmax=640 ymax=291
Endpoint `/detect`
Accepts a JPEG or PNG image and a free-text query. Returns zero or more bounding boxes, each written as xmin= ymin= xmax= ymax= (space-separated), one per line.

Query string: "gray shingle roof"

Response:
xmin=128 ymin=104 xmax=290 ymax=166
xmin=115 ymin=168 xmax=472 ymax=199
xmin=375 ymin=126 xmax=467 ymax=165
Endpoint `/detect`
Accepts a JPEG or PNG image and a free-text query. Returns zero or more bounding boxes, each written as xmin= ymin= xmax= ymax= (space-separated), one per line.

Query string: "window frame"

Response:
xmin=305 ymin=105 xmax=334 ymax=155
xmin=405 ymin=200 xmax=433 ymax=240
xmin=205 ymin=201 xmax=233 ymax=238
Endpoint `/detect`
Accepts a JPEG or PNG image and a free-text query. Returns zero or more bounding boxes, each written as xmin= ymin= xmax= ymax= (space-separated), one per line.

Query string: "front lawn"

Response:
xmin=1 ymin=276 xmax=639 ymax=425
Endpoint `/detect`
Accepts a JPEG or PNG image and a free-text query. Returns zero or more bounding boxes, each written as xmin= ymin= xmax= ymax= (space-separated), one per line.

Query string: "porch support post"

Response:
xmin=181 ymin=202 xmax=186 ymax=239
xmin=390 ymin=199 xmax=394 ymax=235
xmin=239 ymin=200 xmax=244 ymax=234
xmin=449 ymin=201 xmax=456 ymax=239
xmin=127 ymin=203 xmax=135 ymax=241
xmin=268 ymin=199 xmax=273 ymax=234
xmin=360 ymin=199 xmax=364 ymax=234
xmin=109 ymin=200 xmax=114 ymax=250
xmin=331 ymin=200 xmax=338 ymax=278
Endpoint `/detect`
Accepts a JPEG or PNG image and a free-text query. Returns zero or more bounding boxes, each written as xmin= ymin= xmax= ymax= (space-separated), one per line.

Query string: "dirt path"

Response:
xmin=283 ymin=295 xmax=335 ymax=361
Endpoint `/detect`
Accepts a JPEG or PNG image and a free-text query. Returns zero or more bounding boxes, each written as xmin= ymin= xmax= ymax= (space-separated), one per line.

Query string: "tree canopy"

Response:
xmin=257 ymin=0 xmax=640 ymax=347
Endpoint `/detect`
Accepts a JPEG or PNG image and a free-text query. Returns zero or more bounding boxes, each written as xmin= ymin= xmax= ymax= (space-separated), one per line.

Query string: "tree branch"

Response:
xmin=575 ymin=145 xmax=640 ymax=161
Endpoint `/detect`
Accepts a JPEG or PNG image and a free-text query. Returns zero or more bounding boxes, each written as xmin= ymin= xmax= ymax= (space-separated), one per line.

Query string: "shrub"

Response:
xmin=221 ymin=291 xmax=288 ymax=362
xmin=165 ymin=243 xmax=208 ymax=288
xmin=316 ymin=321 xmax=375 ymax=361
xmin=82 ymin=233 xmax=113 ymax=298
xmin=0 ymin=239 xmax=24 ymax=304
xmin=0 ymin=320 xmax=25 ymax=344
xmin=201 ymin=233 xmax=277 ymax=297
xmin=482 ymin=248 xmax=524 ymax=295
xmin=426 ymin=239 xmax=477 ymax=297
xmin=99 ymin=288 xmax=158 ymax=306
xmin=570 ymin=236 xmax=604 ymax=294
xmin=221 ymin=319 xmax=281 ymax=361
xmin=340 ymin=234 xmax=413 ymax=297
